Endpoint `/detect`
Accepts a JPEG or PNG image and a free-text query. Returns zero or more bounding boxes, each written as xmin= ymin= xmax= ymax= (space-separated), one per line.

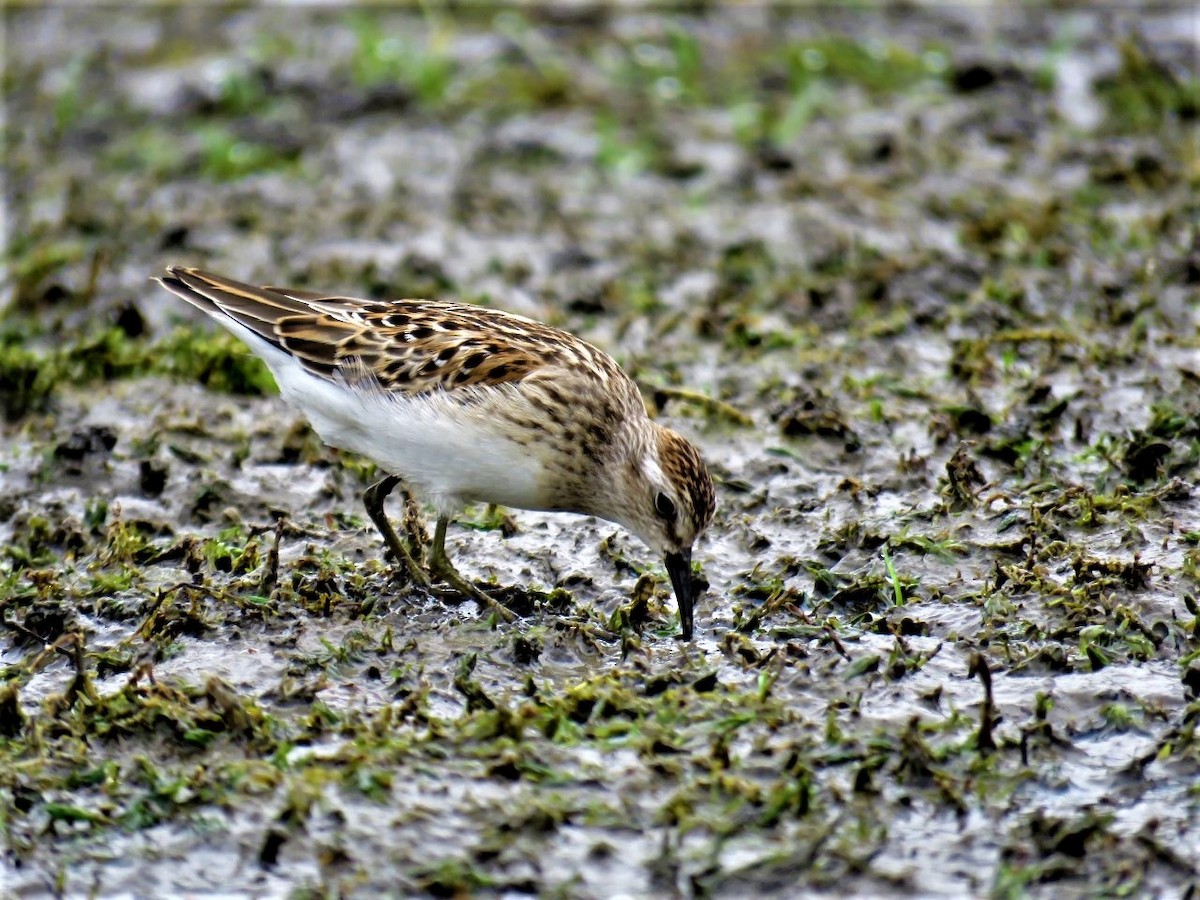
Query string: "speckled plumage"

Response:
xmin=154 ymin=266 xmax=716 ymax=638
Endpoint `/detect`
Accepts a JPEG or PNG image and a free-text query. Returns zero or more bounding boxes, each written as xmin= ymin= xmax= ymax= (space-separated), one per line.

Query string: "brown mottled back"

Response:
xmin=157 ymin=267 xmax=628 ymax=397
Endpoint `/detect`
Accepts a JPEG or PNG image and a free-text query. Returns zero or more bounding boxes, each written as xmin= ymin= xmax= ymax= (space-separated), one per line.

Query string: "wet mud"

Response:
xmin=2 ymin=5 xmax=1198 ymax=898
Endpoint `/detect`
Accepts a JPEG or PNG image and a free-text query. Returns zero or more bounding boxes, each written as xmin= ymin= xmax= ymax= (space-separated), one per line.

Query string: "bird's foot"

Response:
xmin=364 ymin=475 xmax=429 ymax=588
xmin=381 ymin=530 xmax=431 ymax=589
xmin=428 ymin=549 xmax=516 ymax=624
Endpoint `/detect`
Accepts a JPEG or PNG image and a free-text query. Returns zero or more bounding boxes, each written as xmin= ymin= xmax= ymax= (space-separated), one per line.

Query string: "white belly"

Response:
xmin=259 ymin=345 xmax=548 ymax=516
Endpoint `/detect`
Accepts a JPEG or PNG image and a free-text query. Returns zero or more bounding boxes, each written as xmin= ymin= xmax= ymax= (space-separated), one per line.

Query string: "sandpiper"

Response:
xmin=154 ymin=267 xmax=715 ymax=638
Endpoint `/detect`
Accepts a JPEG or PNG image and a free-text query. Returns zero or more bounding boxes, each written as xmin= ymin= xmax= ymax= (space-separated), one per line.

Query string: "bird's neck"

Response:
xmin=559 ymin=416 xmax=655 ymax=524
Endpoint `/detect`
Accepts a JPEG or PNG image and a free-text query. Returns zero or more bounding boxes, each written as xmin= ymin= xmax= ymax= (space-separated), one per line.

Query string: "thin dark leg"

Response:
xmin=428 ymin=516 xmax=514 ymax=622
xmin=363 ymin=475 xmax=429 ymax=587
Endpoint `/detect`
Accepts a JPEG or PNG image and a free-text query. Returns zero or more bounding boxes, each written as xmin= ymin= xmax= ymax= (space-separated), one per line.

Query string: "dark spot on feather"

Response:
xmin=436 ymin=345 xmax=458 ymax=362
xmin=386 ymin=313 xmax=410 ymax=328
xmin=299 ymin=358 xmax=336 ymax=379
xmin=537 ymin=399 xmax=565 ymax=426
xmin=463 ymin=351 xmax=487 ymax=370
xmin=411 ymin=326 xmax=434 ymax=340
xmin=490 ymin=364 xmax=510 ymax=381
xmin=283 ymin=337 xmax=333 ymax=362
xmin=364 ymin=303 xmax=391 ymax=315
xmin=418 ymin=359 xmax=440 ymax=376
xmin=385 ymin=360 xmax=410 ymax=383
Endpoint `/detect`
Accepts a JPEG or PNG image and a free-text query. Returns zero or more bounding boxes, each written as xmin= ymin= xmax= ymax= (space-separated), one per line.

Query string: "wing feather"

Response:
xmin=155 ymin=266 xmax=637 ymax=405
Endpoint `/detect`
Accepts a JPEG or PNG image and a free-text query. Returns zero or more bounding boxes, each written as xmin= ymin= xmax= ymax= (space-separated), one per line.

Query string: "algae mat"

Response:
xmin=2 ymin=5 xmax=1198 ymax=898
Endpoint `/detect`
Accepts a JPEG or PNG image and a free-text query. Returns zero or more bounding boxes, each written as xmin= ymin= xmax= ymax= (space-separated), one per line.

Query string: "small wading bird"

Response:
xmin=154 ymin=267 xmax=715 ymax=639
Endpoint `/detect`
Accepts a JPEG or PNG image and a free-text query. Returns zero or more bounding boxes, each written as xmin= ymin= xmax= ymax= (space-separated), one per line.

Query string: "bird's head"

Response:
xmin=606 ymin=423 xmax=715 ymax=640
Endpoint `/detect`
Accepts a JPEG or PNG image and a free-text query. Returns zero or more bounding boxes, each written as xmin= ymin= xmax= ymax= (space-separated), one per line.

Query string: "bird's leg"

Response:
xmin=428 ymin=516 xmax=515 ymax=623
xmin=363 ymin=475 xmax=429 ymax=587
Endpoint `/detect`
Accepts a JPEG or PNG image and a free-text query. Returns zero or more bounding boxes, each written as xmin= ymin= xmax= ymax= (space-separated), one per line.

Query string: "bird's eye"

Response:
xmin=654 ymin=492 xmax=677 ymax=520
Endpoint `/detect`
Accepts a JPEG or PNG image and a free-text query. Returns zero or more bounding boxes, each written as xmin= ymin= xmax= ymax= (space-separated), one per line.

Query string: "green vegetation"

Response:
xmin=1097 ymin=37 xmax=1199 ymax=133
xmin=3 ymin=7 xmax=1198 ymax=898
xmin=348 ymin=12 xmax=456 ymax=107
xmin=0 ymin=323 xmax=275 ymax=420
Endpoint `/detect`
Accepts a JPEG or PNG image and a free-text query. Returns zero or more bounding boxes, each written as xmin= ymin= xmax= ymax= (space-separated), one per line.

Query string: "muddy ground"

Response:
xmin=2 ymin=4 xmax=1199 ymax=898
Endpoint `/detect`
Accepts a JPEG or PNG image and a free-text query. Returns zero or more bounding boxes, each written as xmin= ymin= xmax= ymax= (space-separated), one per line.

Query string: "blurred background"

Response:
xmin=3 ymin=4 xmax=1199 ymax=898
xmin=6 ymin=5 xmax=1195 ymax=328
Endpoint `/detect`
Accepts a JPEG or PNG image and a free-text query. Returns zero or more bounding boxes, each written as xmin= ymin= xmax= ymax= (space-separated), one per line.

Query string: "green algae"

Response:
xmin=0 ymin=323 xmax=275 ymax=420
xmin=3 ymin=6 xmax=1199 ymax=898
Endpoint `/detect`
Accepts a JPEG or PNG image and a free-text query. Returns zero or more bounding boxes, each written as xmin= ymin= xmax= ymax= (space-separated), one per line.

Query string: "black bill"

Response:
xmin=664 ymin=547 xmax=694 ymax=640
